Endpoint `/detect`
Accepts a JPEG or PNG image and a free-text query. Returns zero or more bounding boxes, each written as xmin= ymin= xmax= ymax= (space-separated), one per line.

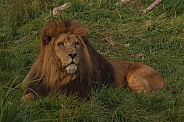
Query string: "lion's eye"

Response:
xmin=74 ymin=42 xmax=80 ymax=46
xmin=57 ymin=42 xmax=64 ymax=47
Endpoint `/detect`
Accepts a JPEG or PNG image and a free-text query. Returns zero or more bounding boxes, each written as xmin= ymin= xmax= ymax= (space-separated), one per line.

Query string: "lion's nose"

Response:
xmin=68 ymin=53 xmax=77 ymax=59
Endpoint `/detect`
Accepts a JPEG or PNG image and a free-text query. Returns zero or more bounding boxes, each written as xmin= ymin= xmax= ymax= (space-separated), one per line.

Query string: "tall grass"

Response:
xmin=1 ymin=80 xmax=24 ymax=122
xmin=1 ymin=0 xmax=184 ymax=121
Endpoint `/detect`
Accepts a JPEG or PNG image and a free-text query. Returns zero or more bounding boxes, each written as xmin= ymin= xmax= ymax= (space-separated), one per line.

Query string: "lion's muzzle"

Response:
xmin=65 ymin=53 xmax=78 ymax=74
xmin=66 ymin=63 xmax=78 ymax=74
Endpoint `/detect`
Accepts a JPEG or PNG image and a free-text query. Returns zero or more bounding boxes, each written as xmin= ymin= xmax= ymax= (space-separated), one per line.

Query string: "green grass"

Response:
xmin=1 ymin=0 xmax=184 ymax=121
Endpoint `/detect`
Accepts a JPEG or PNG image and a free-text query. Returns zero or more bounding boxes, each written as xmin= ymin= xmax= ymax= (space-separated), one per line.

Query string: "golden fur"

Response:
xmin=22 ymin=20 xmax=167 ymax=102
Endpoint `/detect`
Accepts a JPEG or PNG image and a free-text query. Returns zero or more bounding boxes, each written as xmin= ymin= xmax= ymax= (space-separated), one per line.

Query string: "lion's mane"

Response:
xmin=23 ymin=20 xmax=115 ymax=98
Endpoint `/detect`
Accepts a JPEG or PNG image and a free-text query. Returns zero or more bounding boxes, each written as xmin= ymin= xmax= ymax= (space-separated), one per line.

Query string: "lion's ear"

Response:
xmin=69 ymin=21 xmax=90 ymax=42
xmin=78 ymin=30 xmax=90 ymax=42
xmin=76 ymin=25 xmax=90 ymax=41
xmin=41 ymin=21 xmax=65 ymax=46
xmin=41 ymin=25 xmax=53 ymax=46
xmin=42 ymin=35 xmax=52 ymax=45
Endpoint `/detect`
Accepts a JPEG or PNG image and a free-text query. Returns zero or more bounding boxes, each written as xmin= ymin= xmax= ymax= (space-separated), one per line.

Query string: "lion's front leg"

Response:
xmin=22 ymin=79 xmax=47 ymax=103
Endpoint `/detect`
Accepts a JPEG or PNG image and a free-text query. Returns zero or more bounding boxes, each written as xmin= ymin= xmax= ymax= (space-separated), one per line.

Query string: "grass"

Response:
xmin=1 ymin=0 xmax=184 ymax=121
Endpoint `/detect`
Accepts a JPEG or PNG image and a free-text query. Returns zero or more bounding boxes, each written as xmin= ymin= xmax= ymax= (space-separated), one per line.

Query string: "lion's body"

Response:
xmin=22 ymin=20 xmax=167 ymax=102
xmin=109 ymin=60 xmax=166 ymax=92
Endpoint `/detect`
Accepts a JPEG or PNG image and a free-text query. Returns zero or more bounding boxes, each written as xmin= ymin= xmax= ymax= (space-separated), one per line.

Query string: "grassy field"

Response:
xmin=1 ymin=0 xmax=184 ymax=121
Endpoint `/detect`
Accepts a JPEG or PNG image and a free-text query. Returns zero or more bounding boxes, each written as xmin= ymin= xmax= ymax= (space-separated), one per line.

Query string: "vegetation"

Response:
xmin=1 ymin=0 xmax=184 ymax=121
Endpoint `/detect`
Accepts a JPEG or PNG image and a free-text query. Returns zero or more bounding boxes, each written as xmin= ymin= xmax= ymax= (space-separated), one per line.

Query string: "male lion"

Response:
xmin=22 ymin=20 xmax=167 ymax=102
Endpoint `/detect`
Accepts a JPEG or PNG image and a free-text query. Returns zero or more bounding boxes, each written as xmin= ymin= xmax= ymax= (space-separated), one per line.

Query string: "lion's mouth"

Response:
xmin=66 ymin=61 xmax=75 ymax=67
xmin=64 ymin=61 xmax=78 ymax=74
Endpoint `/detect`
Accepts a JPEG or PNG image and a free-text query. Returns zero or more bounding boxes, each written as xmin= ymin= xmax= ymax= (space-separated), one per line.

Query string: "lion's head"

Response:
xmin=23 ymin=20 xmax=114 ymax=99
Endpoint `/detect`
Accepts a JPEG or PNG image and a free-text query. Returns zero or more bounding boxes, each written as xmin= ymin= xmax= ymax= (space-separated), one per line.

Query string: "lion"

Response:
xmin=22 ymin=20 xmax=167 ymax=102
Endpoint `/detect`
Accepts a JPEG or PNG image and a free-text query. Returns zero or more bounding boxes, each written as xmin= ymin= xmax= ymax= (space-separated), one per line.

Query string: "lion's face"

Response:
xmin=54 ymin=33 xmax=82 ymax=74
